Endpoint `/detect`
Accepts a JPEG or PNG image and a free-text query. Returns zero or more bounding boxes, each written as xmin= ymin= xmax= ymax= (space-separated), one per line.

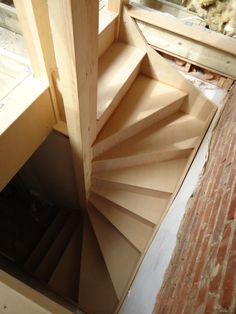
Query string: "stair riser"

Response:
xmin=90 ymin=196 xmax=153 ymax=252
xmin=99 ymin=17 xmax=116 ymax=58
xmin=93 ymin=97 xmax=186 ymax=158
xmin=96 ymin=63 xmax=141 ymax=134
xmin=90 ymin=191 xmax=156 ymax=227
xmin=92 ymin=147 xmax=192 ymax=172
xmin=92 ymin=176 xmax=174 ymax=196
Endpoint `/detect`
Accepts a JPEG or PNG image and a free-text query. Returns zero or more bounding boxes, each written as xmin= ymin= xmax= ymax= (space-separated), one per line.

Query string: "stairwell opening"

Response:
xmin=0 ymin=130 xmax=83 ymax=312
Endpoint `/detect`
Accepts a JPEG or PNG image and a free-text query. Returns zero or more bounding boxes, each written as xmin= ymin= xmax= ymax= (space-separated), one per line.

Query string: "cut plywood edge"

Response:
xmin=93 ymin=158 xmax=188 ymax=194
xmin=88 ymin=204 xmax=140 ymax=299
xmin=91 ymin=185 xmax=171 ymax=226
xmin=90 ymin=192 xmax=153 ymax=252
xmin=97 ymin=42 xmax=145 ymax=131
xmin=79 ymin=216 xmax=118 ymax=314
xmin=94 ymin=74 xmax=186 ymax=157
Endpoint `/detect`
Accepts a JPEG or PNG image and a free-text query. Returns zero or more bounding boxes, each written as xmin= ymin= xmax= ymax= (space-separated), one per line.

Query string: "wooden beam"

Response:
xmin=13 ymin=0 xmax=64 ymax=121
xmin=127 ymin=5 xmax=236 ymax=57
xmin=107 ymin=0 xmax=128 ymax=38
xmin=0 ymin=3 xmax=21 ymax=34
xmin=47 ymin=0 xmax=99 ymax=208
xmin=0 ymin=271 xmax=73 ymax=314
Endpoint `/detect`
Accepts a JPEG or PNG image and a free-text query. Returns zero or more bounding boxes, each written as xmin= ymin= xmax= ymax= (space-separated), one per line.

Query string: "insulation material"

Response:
xmin=167 ymin=0 xmax=236 ymax=37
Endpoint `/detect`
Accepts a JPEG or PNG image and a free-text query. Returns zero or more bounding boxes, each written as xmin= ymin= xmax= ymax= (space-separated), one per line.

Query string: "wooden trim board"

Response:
xmin=127 ymin=4 xmax=236 ymax=79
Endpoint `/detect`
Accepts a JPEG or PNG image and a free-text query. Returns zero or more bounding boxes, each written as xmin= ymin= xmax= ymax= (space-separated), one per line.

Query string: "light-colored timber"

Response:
xmin=49 ymin=227 xmax=81 ymax=301
xmin=88 ymin=204 xmax=140 ymax=299
xmin=97 ymin=42 xmax=145 ymax=131
xmin=90 ymin=192 xmax=153 ymax=251
xmin=91 ymin=184 xmax=170 ymax=225
xmin=34 ymin=213 xmax=78 ymax=282
xmin=78 ymin=217 xmax=118 ymax=314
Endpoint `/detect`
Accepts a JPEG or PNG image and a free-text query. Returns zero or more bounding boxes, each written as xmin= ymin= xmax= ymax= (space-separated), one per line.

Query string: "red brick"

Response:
xmin=205 ymin=294 xmax=217 ymax=314
xmin=227 ymin=185 xmax=236 ymax=221
xmin=220 ymin=228 xmax=236 ymax=310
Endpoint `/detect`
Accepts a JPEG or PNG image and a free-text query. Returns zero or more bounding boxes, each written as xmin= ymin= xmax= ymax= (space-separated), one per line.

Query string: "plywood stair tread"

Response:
xmin=91 ymin=185 xmax=170 ymax=225
xmin=34 ymin=212 xmax=78 ymax=282
xmin=95 ymin=112 xmax=203 ymax=160
xmin=90 ymin=193 xmax=153 ymax=252
xmin=79 ymin=216 xmax=118 ymax=314
xmin=94 ymin=74 xmax=187 ymax=156
xmin=48 ymin=226 xmax=82 ymax=301
xmin=25 ymin=209 xmax=69 ymax=273
xmin=93 ymin=158 xmax=188 ymax=194
xmin=97 ymin=42 xmax=145 ymax=120
xmin=88 ymin=204 xmax=140 ymax=299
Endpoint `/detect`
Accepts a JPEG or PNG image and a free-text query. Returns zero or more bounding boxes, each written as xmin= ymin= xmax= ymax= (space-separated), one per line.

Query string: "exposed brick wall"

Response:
xmin=153 ymin=85 xmax=236 ymax=314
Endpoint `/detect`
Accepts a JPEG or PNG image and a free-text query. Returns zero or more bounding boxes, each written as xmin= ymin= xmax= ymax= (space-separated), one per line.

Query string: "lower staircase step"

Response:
xmin=48 ymin=226 xmax=82 ymax=301
xmin=88 ymin=205 xmax=140 ymax=299
xmin=25 ymin=209 xmax=69 ymax=273
xmin=93 ymin=158 xmax=188 ymax=194
xmin=79 ymin=216 xmax=118 ymax=314
xmin=91 ymin=185 xmax=170 ymax=225
xmin=34 ymin=212 xmax=78 ymax=282
xmin=90 ymin=193 xmax=153 ymax=252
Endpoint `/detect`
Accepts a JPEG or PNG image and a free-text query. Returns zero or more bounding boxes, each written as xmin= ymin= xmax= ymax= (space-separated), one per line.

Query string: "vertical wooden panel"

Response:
xmin=47 ymin=0 xmax=99 ymax=208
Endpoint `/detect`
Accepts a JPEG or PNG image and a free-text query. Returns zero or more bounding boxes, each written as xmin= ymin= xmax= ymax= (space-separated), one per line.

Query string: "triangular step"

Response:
xmin=92 ymin=158 xmax=188 ymax=195
xmin=90 ymin=192 xmax=153 ymax=252
xmin=48 ymin=225 xmax=82 ymax=301
xmin=79 ymin=216 xmax=118 ymax=314
xmin=97 ymin=42 xmax=146 ymax=132
xmin=34 ymin=212 xmax=79 ymax=282
xmin=93 ymin=112 xmax=203 ymax=171
xmin=91 ymin=185 xmax=170 ymax=226
xmin=25 ymin=209 xmax=69 ymax=273
xmin=94 ymin=74 xmax=187 ymax=157
xmin=88 ymin=204 xmax=140 ymax=299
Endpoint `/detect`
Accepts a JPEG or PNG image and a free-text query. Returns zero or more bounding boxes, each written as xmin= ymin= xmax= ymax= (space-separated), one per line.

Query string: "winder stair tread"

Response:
xmin=79 ymin=216 xmax=118 ymax=314
xmin=92 ymin=158 xmax=188 ymax=194
xmin=93 ymin=112 xmax=204 ymax=171
xmin=97 ymin=42 xmax=145 ymax=122
xmin=91 ymin=185 xmax=170 ymax=225
xmin=88 ymin=204 xmax=140 ymax=299
xmin=90 ymin=192 xmax=153 ymax=252
xmin=24 ymin=209 xmax=69 ymax=273
xmin=94 ymin=74 xmax=187 ymax=156
xmin=48 ymin=225 xmax=82 ymax=301
xmin=34 ymin=212 xmax=78 ymax=282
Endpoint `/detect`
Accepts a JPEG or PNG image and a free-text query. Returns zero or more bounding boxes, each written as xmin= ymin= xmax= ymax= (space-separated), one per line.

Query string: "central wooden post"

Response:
xmin=47 ymin=0 xmax=99 ymax=210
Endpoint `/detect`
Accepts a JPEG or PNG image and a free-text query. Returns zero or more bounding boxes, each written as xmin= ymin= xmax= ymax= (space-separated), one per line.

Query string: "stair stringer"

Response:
xmin=119 ymin=6 xmax=217 ymax=122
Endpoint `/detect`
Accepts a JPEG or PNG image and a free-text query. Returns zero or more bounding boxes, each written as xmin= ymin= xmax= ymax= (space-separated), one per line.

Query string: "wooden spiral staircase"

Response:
xmin=42 ymin=2 xmax=216 ymax=313
xmin=1 ymin=1 xmax=217 ymax=313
